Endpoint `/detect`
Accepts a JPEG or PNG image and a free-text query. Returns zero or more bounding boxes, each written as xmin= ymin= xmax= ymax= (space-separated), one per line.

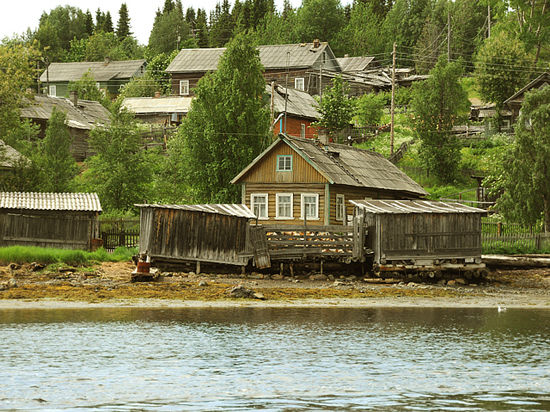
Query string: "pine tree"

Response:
xmin=195 ymin=9 xmax=210 ymax=47
xmin=95 ymin=9 xmax=104 ymax=32
xmin=84 ymin=10 xmax=95 ymax=36
xmin=103 ymin=11 xmax=114 ymax=33
xmin=116 ymin=3 xmax=132 ymax=40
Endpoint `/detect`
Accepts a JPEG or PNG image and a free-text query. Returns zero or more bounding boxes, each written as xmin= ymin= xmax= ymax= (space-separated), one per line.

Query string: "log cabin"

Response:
xmin=231 ymin=134 xmax=427 ymax=226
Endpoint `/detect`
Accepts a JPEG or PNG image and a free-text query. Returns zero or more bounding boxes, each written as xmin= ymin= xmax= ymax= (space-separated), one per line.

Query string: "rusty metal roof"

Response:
xmin=166 ymin=43 xmax=339 ymax=73
xmin=0 ymin=192 xmax=102 ymax=212
xmin=135 ymin=203 xmax=256 ymax=218
xmin=39 ymin=59 xmax=146 ymax=82
xmin=350 ymin=199 xmax=486 ymax=214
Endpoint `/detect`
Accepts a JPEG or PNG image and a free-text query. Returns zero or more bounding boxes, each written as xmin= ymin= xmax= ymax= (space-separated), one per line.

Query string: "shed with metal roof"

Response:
xmin=0 ymin=192 xmax=102 ymax=250
xmin=136 ymin=204 xmax=256 ymax=269
xmin=351 ymin=199 xmax=486 ymax=270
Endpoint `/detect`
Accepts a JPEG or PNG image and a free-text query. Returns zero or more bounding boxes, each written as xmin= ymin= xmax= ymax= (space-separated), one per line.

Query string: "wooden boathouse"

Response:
xmin=136 ymin=204 xmax=256 ymax=271
xmin=0 ymin=192 xmax=102 ymax=250
xmin=351 ymin=199 xmax=487 ymax=272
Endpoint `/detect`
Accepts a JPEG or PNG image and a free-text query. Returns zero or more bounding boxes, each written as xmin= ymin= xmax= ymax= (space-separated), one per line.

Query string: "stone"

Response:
xmin=198 ymin=280 xmax=208 ymax=287
xmin=252 ymin=292 xmax=266 ymax=300
xmin=447 ymin=280 xmax=456 ymax=286
xmin=248 ymin=273 xmax=264 ymax=279
xmin=437 ymin=279 xmax=447 ymax=286
xmin=309 ymin=274 xmax=328 ymax=281
xmin=407 ymin=282 xmax=417 ymax=287
xmin=346 ymin=275 xmax=357 ymax=281
xmin=30 ymin=262 xmax=46 ymax=272
xmin=229 ymin=284 xmax=256 ymax=299
xmin=8 ymin=278 xmax=17 ymax=288
xmin=8 ymin=263 xmax=20 ymax=271
xmin=333 ymin=281 xmax=345 ymax=287
xmin=293 ymin=279 xmax=302 ymax=283
xmin=328 ymin=274 xmax=335 ymax=281
xmin=188 ymin=271 xmax=195 ymax=276
xmin=455 ymin=278 xmax=467 ymax=285
xmin=0 ymin=282 xmax=8 ymax=291
xmin=271 ymin=274 xmax=284 ymax=280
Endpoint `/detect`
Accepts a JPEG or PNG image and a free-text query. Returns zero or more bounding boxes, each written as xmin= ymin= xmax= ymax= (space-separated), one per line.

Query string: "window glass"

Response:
xmin=300 ymin=124 xmax=306 ymax=138
xmin=336 ymin=194 xmax=345 ymax=221
xmin=276 ymin=194 xmax=293 ymax=218
xmin=48 ymin=85 xmax=56 ymax=97
xmin=179 ymin=80 xmax=189 ymax=95
xmin=251 ymin=194 xmax=268 ymax=219
xmin=277 ymin=155 xmax=292 ymax=171
xmin=295 ymin=78 xmax=305 ymax=91
xmin=302 ymin=194 xmax=318 ymax=219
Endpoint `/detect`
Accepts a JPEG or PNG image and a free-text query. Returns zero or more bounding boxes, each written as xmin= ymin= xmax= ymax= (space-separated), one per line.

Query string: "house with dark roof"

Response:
xmin=0 ymin=192 xmax=102 ymax=250
xmin=267 ymin=84 xmax=320 ymax=139
xmin=337 ymin=56 xmax=377 ymax=74
xmin=39 ymin=59 xmax=146 ymax=97
xmin=504 ymin=72 xmax=550 ymax=123
xmin=20 ymin=93 xmax=111 ymax=161
xmin=166 ymin=41 xmax=340 ymax=97
xmin=231 ymin=134 xmax=427 ymax=226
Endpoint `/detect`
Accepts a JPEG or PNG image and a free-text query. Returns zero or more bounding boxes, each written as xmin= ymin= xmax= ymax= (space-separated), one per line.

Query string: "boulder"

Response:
xmin=229 ymin=284 xmax=264 ymax=299
xmin=309 ymin=274 xmax=328 ymax=281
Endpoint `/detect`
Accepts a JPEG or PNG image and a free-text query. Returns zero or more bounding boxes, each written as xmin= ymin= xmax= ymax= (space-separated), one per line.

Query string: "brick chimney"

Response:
xmin=69 ymin=90 xmax=78 ymax=106
xmin=154 ymin=91 xmax=161 ymax=98
xmin=313 ymin=39 xmax=320 ymax=48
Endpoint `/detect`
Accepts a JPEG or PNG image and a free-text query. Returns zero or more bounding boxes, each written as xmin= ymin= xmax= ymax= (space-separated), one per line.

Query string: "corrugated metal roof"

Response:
xmin=287 ymin=136 xmax=428 ymax=196
xmin=0 ymin=192 xmax=102 ymax=212
xmin=350 ymin=199 xmax=486 ymax=214
xmin=135 ymin=203 xmax=256 ymax=218
xmin=121 ymin=96 xmax=194 ymax=114
xmin=0 ymin=140 xmax=27 ymax=168
xmin=504 ymin=72 xmax=550 ymax=104
xmin=40 ymin=59 xmax=146 ymax=82
xmin=267 ymin=85 xmax=320 ymax=120
xmin=166 ymin=43 xmax=339 ymax=73
xmin=20 ymin=95 xmax=110 ymax=130
xmin=337 ymin=56 xmax=375 ymax=73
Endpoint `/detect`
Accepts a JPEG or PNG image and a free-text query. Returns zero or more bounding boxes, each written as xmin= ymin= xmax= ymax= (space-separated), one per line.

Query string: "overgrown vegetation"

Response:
xmin=0 ymin=246 xmax=136 ymax=265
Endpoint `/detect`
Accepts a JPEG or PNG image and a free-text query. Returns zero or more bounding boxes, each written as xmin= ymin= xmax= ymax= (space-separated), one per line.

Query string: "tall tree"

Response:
xmin=116 ymin=3 xmax=132 ymax=40
xmin=490 ymin=85 xmax=550 ymax=231
xmin=337 ymin=1 xmax=385 ymax=57
xmin=295 ymin=0 xmax=346 ymax=53
xmin=195 ymin=9 xmax=210 ymax=47
xmin=382 ymin=0 xmax=430 ymax=56
xmin=209 ymin=0 xmax=235 ymax=47
xmin=34 ymin=109 xmax=78 ymax=192
xmin=148 ymin=2 xmax=193 ymax=55
xmin=168 ymin=33 xmax=270 ymax=203
xmin=103 ymin=11 xmax=114 ymax=33
xmin=410 ymin=57 xmax=470 ymax=183
xmin=508 ymin=0 xmax=550 ymax=65
xmin=315 ymin=75 xmax=355 ymax=142
xmin=84 ymin=10 xmax=95 ymax=36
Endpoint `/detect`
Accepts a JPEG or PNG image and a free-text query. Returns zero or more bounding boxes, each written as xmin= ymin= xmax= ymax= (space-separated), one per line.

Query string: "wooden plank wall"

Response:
xmin=140 ymin=208 xmax=250 ymax=265
xmin=0 ymin=210 xmax=95 ymax=250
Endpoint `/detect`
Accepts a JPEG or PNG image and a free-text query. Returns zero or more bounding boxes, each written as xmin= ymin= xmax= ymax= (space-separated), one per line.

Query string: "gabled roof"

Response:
xmin=20 ymin=95 xmax=110 ymax=130
xmin=232 ymin=134 xmax=428 ymax=197
xmin=266 ymin=84 xmax=319 ymax=120
xmin=0 ymin=192 xmax=102 ymax=212
xmin=504 ymin=72 xmax=550 ymax=105
xmin=39 ymin=59 xmax=146 ymax=83
xmin=337 ymin=56 xmax=375 ymax=73
xmin=122 ymin=96 xmax=194 ymax=114
xmin=166 ymin=43 xmax=340 ymax=73
xmin=135 ymin=203 xmax=255 ymax=218
xmin=350 ymin=199 xmax=486 ymax=214
xmin=0 ymin=140 xmax=27 ymax=169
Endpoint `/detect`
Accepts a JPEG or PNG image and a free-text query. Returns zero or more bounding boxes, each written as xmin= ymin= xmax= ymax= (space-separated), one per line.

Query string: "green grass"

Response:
xmin=0 ymin=246 xmax=137 ymax=266
xmin=482 ymin=241 xmax=550 ymax=255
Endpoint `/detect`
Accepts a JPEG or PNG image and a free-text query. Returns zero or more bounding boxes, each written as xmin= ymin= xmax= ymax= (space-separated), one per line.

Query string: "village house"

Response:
xmin=231 ymin=134 xmax=427 ymax=226
xmin=121 ymin=95 xmax=193 ymax=125
xmin=504 ymin=72 xmax=550 ymax=123
xmin=0 ymin=140 xmax=26 ymax=173
xmin=20 ymin=93 xmax=111 ymax=161
xmin=267 ymin=84 xmax=319 ymax=139
xmin=165 ymin=41 xmax=340 ymax=97
xmin=39 ymin=58 xmax=146 ymax=97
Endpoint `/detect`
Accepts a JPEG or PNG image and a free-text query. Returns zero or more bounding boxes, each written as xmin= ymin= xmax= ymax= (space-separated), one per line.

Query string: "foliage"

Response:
xmin=145 ymin=50 xmax=179 ymax=94
xmin=488 ymin=85 xmax=550 ymax=231
xmin=148 ymin=0 xmax=194 ymax=55
xmin=315 ymin=75 xmax=355 ymax=140
xmin=295 ymin=0 xmax=346 ymax=53
xmin=474 ymin=29 xmax=531 ymax=108
xmin=336 ymin=1 xmax=385 ymax=57
xmin=355 ymin=93 xmax=385 ymax=126
xmin=0 ymin=246 xmax=136 ymax=265
xmin=382 ymin=0 xmax=431 ymax=56
xmin=68 ymin=70 xmax=110 ymax=108
xmin=81 ymin=110 xmax=153 ymax=212
xmin=168 ymin=33 xmax=270 ymax=203
xmin=33 ymin=109 xmax=78 ymax=192
xmin=209 ymin=0 xmax=235 ymax=47
xmin=116 ymin=3 xmax=132 ymax=40
xmin=116 ymin=72 xmax=162 ymax=101
xmin=410 ymin=57 xmax=470 ymax=183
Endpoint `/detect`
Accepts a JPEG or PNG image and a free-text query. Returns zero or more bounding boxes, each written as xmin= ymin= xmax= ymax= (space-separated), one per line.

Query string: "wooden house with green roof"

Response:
xmin=231 ymin=134 xmax=427 ymax=226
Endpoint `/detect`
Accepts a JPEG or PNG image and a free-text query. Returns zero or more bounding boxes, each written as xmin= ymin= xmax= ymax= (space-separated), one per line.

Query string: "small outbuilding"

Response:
xmin=136 ymin=204 xmax=256 ymax=269
xmin=0 ymin=192 xmax=102 ymax=250
xmin=351 ymin=199 xmax=486 ymax=270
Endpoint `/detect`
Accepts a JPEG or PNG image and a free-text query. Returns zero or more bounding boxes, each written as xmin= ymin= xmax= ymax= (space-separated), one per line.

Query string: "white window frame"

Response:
xmin=179 ymin=80 xmax=190 ymax=96
xmin=336 ymin=194 xmax=345 ymax=221
xmin=48 ymin=85 xmax=56 ymax=97
xmin=251 ymin=193 xmax=269 ymax=220
xmin=294 ymin=77 xmax=305 ymax=91
xmin=275 ymin=193 xmax=293 ymax=220
xmin=276 ymin=155 xmax=292 ymax=172
xmin=95 ymin=82 xmax=101 ymax=90
xmin=301 ymin=193 xmax=319 ymax=220
xmin=300 ymin=123 xmax=306 ymax=138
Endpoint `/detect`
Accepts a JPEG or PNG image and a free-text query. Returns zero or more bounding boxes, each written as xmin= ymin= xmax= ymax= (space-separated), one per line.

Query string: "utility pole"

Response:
xmin=487 ymin=4 xmax=491 ymax=38
xmin=447 ymin=7 xmax=451 ymax=62
xmin=284 ymin=51 xmax=289 ymax=134
xmin=390 ymin=42 xmax=396 ymax=156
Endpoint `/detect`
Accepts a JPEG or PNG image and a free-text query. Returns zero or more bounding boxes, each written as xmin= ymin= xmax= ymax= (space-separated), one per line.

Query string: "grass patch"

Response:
xmin=482 ymin=241 xmax=550 ymax=255
xmin=0 ymin=246 xmax=137 ymax=266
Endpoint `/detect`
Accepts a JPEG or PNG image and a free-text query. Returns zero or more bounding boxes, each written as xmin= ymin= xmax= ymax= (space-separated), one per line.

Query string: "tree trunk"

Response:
xmin=544 ymin=197 xmax=550 ymax=233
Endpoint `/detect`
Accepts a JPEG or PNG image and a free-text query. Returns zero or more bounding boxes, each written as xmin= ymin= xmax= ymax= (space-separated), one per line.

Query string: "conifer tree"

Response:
xmin=84 ymin=10 xmax=95 ymax=36
xmin=103 ymin=11 xmax=114 ymax=33
xmin=116 ymin=3 xmax=132 ymax=40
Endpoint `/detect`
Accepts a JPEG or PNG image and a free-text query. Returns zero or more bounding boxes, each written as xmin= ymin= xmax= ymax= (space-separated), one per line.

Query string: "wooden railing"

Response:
xmin=482 ymin=221 xmax=550 ymax=250
xmin=99 ymin=218 xmax=140 ymax=251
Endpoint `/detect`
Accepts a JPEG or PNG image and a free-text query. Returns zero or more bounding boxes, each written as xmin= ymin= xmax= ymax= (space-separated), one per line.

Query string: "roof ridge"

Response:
xmin=310 ymin=139 xmax=363 ymax=186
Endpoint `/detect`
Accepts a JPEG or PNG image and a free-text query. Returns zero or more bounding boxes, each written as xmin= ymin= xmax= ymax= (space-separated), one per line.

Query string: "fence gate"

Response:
xmin=250 ymin=226 xmax=271 ymax=269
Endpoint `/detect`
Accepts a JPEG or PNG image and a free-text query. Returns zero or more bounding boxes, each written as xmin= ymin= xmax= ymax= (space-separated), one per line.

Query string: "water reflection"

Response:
xmin=0 ymin=307 xmax=549 ymax=411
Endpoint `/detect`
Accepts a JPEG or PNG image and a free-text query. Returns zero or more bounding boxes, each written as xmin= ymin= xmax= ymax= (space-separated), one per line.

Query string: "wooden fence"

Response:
xmin=482 ymin=221 xmax=550 ymax=250
xmin=99 ymin=218 xmax=140 ymax=251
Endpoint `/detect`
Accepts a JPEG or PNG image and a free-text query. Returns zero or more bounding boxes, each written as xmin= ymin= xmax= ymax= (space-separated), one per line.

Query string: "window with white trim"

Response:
xmin=179 ymin=79 xmax=190 ymax=95
xmin=95 ymin=82 xmax=101 ymax=90
xmin=251 ymin=193 xmax=268 ymax=219
xmin=48 ymin=85 xmax=56 ymax=97
xmin=276 ymin=155 xmax=292 ymax=171
xmin=300 ymin=123 xmax=306 ymax=138
xmin=295 ymin=77 xmax=305 ymax=91
xmin=276 ymin=193 xmax=293 ymax=219
xmin=301 ymin=193 xmax=319 ymax=220
xmin=336 ymin=194 xmax=345 ymax=221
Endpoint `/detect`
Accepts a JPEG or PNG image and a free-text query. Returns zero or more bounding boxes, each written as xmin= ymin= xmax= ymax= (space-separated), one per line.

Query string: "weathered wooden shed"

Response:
xmin=0 ymin=192 xmax=102 ymax=250
xmin=137 ymin=204 xmax=256 ymax=268
xmin=351 ymin=200 xmax=486 ymax=270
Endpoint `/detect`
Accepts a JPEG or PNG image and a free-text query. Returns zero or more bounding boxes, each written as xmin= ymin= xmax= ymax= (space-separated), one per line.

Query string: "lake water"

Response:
xmin=0 ymin=307 xmax=549 ymax=411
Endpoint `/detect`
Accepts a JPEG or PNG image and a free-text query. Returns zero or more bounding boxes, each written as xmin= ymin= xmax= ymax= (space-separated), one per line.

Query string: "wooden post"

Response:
xmin=290 ymin=263 xmax=294 ymax=277
xmin=390 ymin=42 xmax=396 ymax=156
xmin=320 ymin=259 xmax=324 ymax=275
xmin=497 ymin=222 xmax=502 ymax=237
xmin=447 ymin=7 xmax=451 ymax=62
xmin=196 ymin=260 xmax=201 ymax=275
xmin=280 ymin=262 xmax=284 ymax=276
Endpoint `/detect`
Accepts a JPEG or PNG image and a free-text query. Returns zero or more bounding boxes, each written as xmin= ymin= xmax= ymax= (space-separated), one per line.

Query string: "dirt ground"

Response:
xmin=0 ymin=261 xmax=549 ymax=308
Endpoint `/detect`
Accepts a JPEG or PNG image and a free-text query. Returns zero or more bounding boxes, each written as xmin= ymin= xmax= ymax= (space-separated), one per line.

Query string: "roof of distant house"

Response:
xmin=121 ymin=96 xmax=194 ymax=114
xmin=0 ymin=140 xmax=26 ymax=169
xmin=20 ymin=95 xmax=110 ymax=130
xmin=266 ymin=85 xmax=320 ymax=120
xmin=336 ymin=56 xmax=375 ymax=72
xmin=0 ymin=192 xmax=102 ymax=212
xmin=504 ymin=72 xmax=550 ymax=105
xmin=232 ymin=134 xmax=427 ymax=197
xmin=134 ymin=203 xmax=255 ymax=218
xmin=166 ymin=43 xmax=339 ymax=73
xmin=39 ymin=59 xmax=146 ymax=83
